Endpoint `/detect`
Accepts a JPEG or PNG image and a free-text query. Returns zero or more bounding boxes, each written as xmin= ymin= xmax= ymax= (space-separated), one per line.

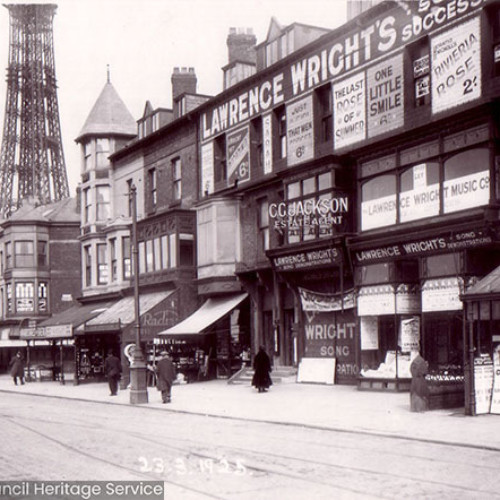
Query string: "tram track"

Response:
xmin=2 ymin=399 xmax=499 ymax=500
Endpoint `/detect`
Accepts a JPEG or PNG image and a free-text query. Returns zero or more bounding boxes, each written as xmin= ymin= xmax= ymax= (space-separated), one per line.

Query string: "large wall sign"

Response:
xmin=200 ymin=142 xmax=214 ymax=196
xmin=333 ymin=72 xmax=366 ymax=149
xmin=201 ymin=0 xmax=486 ymax=140
xmin=262 ymin=113 xmax=273 ymax=174
xmin=226 ymin=126 xmax=250 ymax=186
xmin=431 ymin=16 xmax=481 ymax=115
xmin=286 ymin=95 xmax=314 ymax=166
xmin=367 ymin=54 xmax=404 ymax=138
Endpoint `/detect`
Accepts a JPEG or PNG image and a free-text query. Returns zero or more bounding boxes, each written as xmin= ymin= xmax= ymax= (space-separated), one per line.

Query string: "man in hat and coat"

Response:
xmin=156 ymin=352 xmax=176 ymax=403
xmin=9 ymin=351 xmax=25 ymax=386
xmin=104 ymin=350 xmax=122 ymax=396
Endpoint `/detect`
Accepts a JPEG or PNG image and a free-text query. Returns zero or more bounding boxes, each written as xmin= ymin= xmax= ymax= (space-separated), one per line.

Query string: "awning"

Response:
xmin=77 ymin=290 xmax=175 ymax=333
xmin=0 ymin=339 xmax=27 ymax=348
xmin=159 ymin=293 xmax=248 ymax=336
xmin=462 ymin=265 xmax=500 ymax=299
xmin=20 ymin=301 xmax=115 ymax=340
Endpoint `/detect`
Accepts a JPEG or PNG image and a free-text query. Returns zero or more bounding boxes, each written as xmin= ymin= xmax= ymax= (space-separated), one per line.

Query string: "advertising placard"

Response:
xmin=297 ymin=358 xmax=336 ymax=385
xmin=286 ymin=95 xmax=314 ymax=166
xmin=474 ymin=355 xmax=493 ymax=415
xmin=360 ymin=316 xmax=379 ymax=351
xmin=490 ymin=346 xmax=500 ymax=414
xmin=299 ymin=287 xmax=354 ymax=312
xmin=262 ymin=113 xmax=273 ymax=174
xmin=399 ymin=317 xmax=420 ymax=353
xmin=333 ymin=72 xmax=366 ymax=149
xmin=431 ymin=17 xmax=481 ymax=115
xmin=200 ymin=142 xmax=214 ymax=196
xmin=443 ymin=170 xmax=490 ymax=214
xmin=367 ymin=54 xmax=404 ymax=138
xmin=226 ymin=126 xmax=250 ymax=186
xmin=357 ymin=285 xmax=395 ymax=316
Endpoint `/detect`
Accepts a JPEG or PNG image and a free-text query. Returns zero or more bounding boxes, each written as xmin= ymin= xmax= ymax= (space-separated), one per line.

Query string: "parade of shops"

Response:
xmin=1 ymin=0 xmax=500 ymax=417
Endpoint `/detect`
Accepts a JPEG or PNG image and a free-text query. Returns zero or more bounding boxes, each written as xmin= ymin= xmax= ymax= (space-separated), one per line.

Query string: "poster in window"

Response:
xmin=399 ymin=317 xmax=420 ymax=353
xmin=367 ymin=54 xmax=404 ymax=138
xmin=262 ymin=113 xmax=273 ymax=175
xmin=490 ymin=345 xmax=500 ymax=414
xmin=474 ymin=354 xmax=493 ymax=415
xmin=333 ymin=71 xmax=366 ymax=150
xmin=286 ymin=95 xmax=314 ymax=166
xmin=226 ymin=126 xmax=250 ymax=186
xmin=431 ymin=17 xmax=481 ymax=115
xmin=200 ymin=142 xmax=214 ymax=196
xmin=360 ymin=316 xmax=379 ymax=351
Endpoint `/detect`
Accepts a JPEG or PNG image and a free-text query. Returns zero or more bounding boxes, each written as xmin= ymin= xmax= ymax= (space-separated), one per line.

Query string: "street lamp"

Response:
xmin=129 ymin=183 xmax=148 ymax=404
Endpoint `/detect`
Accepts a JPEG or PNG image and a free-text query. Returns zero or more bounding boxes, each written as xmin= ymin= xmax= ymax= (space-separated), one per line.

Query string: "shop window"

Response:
xmin=443 ymin=148 xmax=489 ymax=214
xmin=14 ymin=241 xmax=34 ymax=267
xmin=110 ymin=238 xmax=117 ymax=281
xmin=97 ymin=244 xmax=108 ymax=285
xmin=179 ymin=237 xmax=194 ymax=266
xmin=399 ymin=162 xmax=440 ymax=222
xmin=423 ymin=315 xmax=463 ymax=370
xmin=316 ymin=84 xmax=333 ymax=143
xmin=423 ymin=253 xmax=461 ymax=278
xmin=122 ymin=236 xmax=131 ymax=279
xmin=84 ymin=246 xmax=91 ymax=287
xmin=357 ymin=263 xmax=392 ymax=285
xmin=172 ymin=158 xmax=182 ymax=201
xmin=258 ymin=198 xmax=270 ymax=252
xmin=15 ymin=282 xmax=34 ymax=313
xmin=148 ymin=168 xmax=157 ymax=210
xmin=96 ymin=138 xmax=110 ymax=168
xmin=37 ymin=241 xmax=47 ymax=267
xmin=360 ymin=174 xmax=397 ymax=231
xmin=96 ymin=185 xmax=110 ymax=221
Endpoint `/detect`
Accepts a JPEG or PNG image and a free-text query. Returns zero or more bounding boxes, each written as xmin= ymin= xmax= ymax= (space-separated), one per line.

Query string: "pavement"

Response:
xmin=1 ymin=374 xmax=499 ymax=451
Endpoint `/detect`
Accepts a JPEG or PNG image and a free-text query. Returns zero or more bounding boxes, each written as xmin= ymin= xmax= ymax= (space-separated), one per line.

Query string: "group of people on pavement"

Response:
xmin=103 ymin=345 xmax=274 ymax=402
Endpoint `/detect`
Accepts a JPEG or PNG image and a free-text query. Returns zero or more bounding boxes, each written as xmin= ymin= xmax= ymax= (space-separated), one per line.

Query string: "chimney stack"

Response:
xmin=227 ymin=27 xmax=256 ymax=64
xmin=171 ymin=67 xmax=197 ymax=101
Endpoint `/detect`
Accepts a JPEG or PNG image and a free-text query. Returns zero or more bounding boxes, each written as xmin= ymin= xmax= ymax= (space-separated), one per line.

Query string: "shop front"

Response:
xmin=461 ymin=265 xmax=500 ymax=416
xmin=75 ymin=290 xmax=178 ymax=385
xmin=158 ymin=292 xmax=249 ymax=380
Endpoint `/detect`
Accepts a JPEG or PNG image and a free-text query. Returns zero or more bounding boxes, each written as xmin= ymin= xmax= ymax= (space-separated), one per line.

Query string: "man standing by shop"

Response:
xmin=104 ymin=350 xmax=122 ymax=396
xmin=156 ymin=351 xmax=176 ymax=403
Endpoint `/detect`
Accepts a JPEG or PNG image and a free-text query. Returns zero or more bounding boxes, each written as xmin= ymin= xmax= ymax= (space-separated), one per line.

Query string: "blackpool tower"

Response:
xmin=0 ymin=4 xmax=69 ymax=218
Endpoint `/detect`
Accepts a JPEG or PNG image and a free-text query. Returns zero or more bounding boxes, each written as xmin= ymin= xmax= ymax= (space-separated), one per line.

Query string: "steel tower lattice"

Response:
xmin=0 ymin=4 xmax=69 ymax=218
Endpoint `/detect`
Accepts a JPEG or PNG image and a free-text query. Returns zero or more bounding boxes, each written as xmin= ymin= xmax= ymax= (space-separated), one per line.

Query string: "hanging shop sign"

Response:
xmin=367 ymin=54 xmax=404 ymax=138
xmin=299 ymin=287 xmax=354 ymax=312
xmin=262 ymin=113 xmax=273 ymax=174
xmin=353 ymin=228 xmax=494 ymax=264
xmin=200 ymin=142 xmax=214 ymax=196
xmin=421 ymin=277 xmax=463 ymax=312
xmin=360 ymin=316 xmax=379 ymax=351
xmin=302 ymin=309 xmax=358 ymax=381
xmin=272 ymin=246 xmax=343 ymax=271
xmin=431 ymin=17 xmax=481 ymax=115
xmin=226 ymin=126 xmax=250 ymax=186
xmin=333 ymin=71 xmax=366 ymax=149
xmin=269 ymin=194 xmax=351 ymax=237
xmin=399 ymin=317 xmax=420 ymax=352
xmin=286 ymin=95 xmax=314 ymax=166
xmin=474 ymin=354 xmax=494 ymax=415
xmin=357 ymin=284 xmax=395 ymax=316
xmin=201 ymin=0 xmax=486 ymax=141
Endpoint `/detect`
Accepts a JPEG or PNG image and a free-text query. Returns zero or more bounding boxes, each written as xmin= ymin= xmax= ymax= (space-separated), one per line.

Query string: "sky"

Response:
xmin=0 ymin=0 xmax=348 ymax=195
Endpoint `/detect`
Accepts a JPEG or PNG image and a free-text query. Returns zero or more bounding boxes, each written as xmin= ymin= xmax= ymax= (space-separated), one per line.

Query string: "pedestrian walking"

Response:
xmin=410 ymin=353 xmax=430 ymax=412
xmin=252 ymin=346 xmax=272 ymax=393
xmin=104 ymin=350 xmax=122 ymax=396
xmin=156 ymin=351 xmax=176 ymax=403
xmin=8 ymin=351 xmax=25 ymax=386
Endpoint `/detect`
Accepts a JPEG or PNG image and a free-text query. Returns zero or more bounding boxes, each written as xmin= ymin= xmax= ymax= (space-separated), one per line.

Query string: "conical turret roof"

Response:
xmin=76 ymin=81 xmax=137 ymax=142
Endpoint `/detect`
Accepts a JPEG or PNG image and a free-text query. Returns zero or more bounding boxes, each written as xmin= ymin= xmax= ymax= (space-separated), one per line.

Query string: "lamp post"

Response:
xmin=129 ymin=184 xmax=148 ymax=404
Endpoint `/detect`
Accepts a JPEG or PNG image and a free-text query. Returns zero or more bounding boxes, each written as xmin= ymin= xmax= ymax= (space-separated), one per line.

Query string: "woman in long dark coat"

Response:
xmin=252 ymin=346 xmax=272 ymax=393
xmin=9 ymin=351 xmax=25 ymax=386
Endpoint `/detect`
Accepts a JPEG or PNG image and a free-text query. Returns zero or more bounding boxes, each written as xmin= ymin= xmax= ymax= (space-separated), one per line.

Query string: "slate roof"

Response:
xmin=6 ymin=197 xmax=79 ymax=224
xmin=76 ymin=81 xmax=137 ymax=142
xmin=462 ymin=266 xmax=500 ymax=299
